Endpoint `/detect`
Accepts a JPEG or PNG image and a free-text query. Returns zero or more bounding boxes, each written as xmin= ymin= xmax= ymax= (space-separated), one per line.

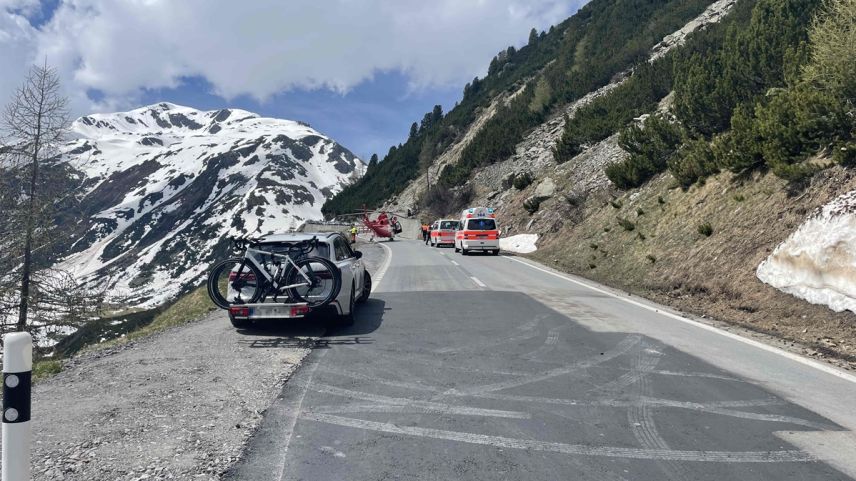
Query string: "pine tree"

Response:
xmin=409 ymin=122 xmax=418 ymax=138
xmin=431 ymin=105 xmax=443 ymax=123
xmin=529 ymin=28 xmax=538 ymax=45
xmin=369 ymin=153 xmax=378 ymax=168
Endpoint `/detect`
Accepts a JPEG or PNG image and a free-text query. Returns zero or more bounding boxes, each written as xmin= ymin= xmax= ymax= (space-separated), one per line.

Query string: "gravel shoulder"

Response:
xmin=12 ymin=240 xmax=385 ymax=481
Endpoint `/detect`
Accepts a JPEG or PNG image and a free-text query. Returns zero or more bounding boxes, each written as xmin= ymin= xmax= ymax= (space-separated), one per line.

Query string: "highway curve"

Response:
xmin=227 ymin=240 xmax=856 ymax=480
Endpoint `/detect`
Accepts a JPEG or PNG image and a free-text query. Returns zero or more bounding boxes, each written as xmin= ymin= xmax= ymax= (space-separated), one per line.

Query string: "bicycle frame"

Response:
xmin=244 ymin=247 xmax=314 ymax=291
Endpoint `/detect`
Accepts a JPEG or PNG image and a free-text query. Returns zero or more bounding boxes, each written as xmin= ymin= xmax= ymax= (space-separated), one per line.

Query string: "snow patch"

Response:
xmin=757 ymin=190 xmax=856 ymax=313
xmin=500 ymin=234 xmax=539 ymax=254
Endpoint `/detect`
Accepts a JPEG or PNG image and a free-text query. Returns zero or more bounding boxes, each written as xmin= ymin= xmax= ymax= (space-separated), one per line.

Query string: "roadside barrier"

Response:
xmin=2 ymin=332 xmax=32 ymax=481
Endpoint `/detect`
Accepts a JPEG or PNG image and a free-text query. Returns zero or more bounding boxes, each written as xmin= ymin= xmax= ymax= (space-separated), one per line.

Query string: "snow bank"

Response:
xmin=757 ymin=190 xmax=856 ymax=313
xmin=500 ymin=234 xmax=538 ymax=254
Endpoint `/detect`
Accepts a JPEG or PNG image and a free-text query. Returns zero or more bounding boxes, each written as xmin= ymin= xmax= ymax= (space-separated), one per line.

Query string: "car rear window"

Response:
xmin=466 ymin=219 xmax=496 ymax=230
xmin=440 ymin=221 xmax=459 ymax=230
xmin=257 ymin=242 xmax=330 ymax=260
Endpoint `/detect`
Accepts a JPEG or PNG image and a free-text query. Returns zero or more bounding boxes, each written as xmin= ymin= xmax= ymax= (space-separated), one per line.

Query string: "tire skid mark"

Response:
xmin=310 ymin=383 xmax=530 ymax=419
xmin=435 ymin=314 xmax=549 ymax=355
xmin=648 ymin=370 xmax=743 ymax=382
xmin=693 ymin=406 xmax=834 ymax=430
xmin=316 ymin=365 xmax=438 ymax=392
xmin=341 ymin=343 xmax=531 ymax=377
xmin=626 ymin=350 xmax=692 ymax=480
xmin=588 ymin=345 xmax=661 ymax=395
xmin=309 ymin=403 xmax=530 ymax=419
xmin=521 ymin=326 xmax=563 ymax=361
xmin=454 ymin=390 xmax=783 ymax=409
xmin=448 ymin=334 xmax=642 ymax=396
xmin=302 ymin=412 xmax=817 ymax=463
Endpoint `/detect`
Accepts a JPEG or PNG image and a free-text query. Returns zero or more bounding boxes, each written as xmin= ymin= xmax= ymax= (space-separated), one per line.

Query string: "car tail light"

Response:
xmin=229 ymin=306 xmax=250 ymax=317
xmin=229 ymin=271 xmax=256 ymax=282
xmin=290 ymin=305 xmax=311 ymax=316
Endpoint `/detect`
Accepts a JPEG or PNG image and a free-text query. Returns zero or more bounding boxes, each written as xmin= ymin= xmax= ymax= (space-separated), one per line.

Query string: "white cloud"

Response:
xmin=0 ymin=0 xmax=581 ymax=115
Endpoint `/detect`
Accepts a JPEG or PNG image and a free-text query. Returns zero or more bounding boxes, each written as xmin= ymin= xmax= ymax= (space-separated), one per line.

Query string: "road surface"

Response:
xmin=227 ymin=240 xmax=856 ymax=480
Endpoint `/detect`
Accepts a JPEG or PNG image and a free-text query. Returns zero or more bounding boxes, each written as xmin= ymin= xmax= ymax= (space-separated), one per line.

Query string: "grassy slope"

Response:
xmin=34 ymin=286 xmax=216 ymax=380
xmin=529 ymin=166 xmax=856 ymax=366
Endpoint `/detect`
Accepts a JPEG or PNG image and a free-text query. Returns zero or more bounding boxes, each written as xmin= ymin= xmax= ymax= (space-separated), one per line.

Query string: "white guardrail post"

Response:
xmin=2 ymin=332 xmax=32 ymax=481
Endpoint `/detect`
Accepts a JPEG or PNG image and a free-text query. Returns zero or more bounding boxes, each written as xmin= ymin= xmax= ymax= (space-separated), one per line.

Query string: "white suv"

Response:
xmin=226 ymin=232 xmax=371 ymax=328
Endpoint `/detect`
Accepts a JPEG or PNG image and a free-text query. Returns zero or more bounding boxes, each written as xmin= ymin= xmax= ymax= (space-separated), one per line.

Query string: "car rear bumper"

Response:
xmin=460 ymin=240 xmax=499 ymax=250
xmin=228 ymin=299 xmax=345 ymax=321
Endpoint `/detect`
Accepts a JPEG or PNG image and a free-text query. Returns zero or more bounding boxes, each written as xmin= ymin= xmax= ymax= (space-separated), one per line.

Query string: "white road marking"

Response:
xmin=311 ymin=403 xmax=530 ymax=419
xmin=311 ymin=383 xmax=530 ymax=419
xmin=372 ymin=241 xmax=393 ymax=291
xmin=470 ymin=276 xmax=487 ymax=288
xmin=451 ymin=260 xmax=460 ymax=266
xmin=302 ymin=412 xmax=816 ymax=463
xmin=507 ymin=256 xmax=856 ymax=385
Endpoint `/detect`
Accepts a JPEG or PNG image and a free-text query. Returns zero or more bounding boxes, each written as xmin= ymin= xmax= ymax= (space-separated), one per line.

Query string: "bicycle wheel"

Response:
xmin=284 ymin=257 xmax=341 ymax=307
xmin=207 ymin=258 xmax=264 ymax=309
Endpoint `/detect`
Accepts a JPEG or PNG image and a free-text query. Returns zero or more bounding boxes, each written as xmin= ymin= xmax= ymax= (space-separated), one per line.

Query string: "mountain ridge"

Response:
xmin=54 ymin=102 xmax=364 ymax=308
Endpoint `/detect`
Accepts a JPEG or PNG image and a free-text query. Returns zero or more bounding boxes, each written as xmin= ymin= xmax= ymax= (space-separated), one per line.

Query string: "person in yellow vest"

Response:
xmin=349 ymin=224 xmax=358 ymax=243
xmin=421 ymin=223 xmax=430 ymax=244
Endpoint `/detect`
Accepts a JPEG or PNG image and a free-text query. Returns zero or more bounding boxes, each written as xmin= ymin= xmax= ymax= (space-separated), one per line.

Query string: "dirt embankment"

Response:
xmin=527 ymin=166 xmax=856 ymax=368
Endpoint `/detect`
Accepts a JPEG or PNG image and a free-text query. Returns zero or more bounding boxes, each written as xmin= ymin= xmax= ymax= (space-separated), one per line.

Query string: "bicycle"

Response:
xmin=207 ymin=236 xmax=341 ymax=310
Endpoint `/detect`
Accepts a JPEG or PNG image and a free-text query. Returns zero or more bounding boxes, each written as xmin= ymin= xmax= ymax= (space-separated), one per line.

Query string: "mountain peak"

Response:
xmin=56 ymin=103 xmax=365 ymax=307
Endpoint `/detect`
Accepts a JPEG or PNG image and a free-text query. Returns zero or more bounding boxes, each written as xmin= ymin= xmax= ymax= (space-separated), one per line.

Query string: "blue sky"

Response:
xmin=1 ymin=0 xmax=585 ymax=160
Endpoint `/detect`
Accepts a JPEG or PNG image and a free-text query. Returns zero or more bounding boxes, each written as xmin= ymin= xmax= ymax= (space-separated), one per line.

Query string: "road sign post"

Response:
xmin=2 ymin=332 xmax=32 ymax=481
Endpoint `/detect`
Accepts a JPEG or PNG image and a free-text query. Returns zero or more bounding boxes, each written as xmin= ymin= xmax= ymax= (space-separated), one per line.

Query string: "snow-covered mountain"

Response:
xmin=54 ymin=102 xmax=364 ymax=307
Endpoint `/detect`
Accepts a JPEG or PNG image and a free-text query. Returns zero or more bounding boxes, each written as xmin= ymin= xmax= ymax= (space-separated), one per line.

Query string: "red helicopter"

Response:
xmin=342 ymin=209 xmax=406 ymax=241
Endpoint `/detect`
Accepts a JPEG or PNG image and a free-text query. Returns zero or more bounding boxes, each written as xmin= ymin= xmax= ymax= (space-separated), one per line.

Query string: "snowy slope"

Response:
xmin=757 ymin=190 xmax=856 ymax=313
xmin=54 ymin=102 xmax=364 ymax=307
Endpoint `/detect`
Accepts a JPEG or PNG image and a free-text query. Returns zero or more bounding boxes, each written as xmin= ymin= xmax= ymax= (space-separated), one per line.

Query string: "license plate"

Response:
xmin=255 ymin=306 xmax=290 ymax=317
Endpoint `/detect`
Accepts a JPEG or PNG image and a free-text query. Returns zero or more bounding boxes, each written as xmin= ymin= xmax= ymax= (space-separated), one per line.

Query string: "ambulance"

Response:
xmin=429 ymin=219 xmax=460 ymax=247
xmin=455 ymin=207 xmax=500 ymax=255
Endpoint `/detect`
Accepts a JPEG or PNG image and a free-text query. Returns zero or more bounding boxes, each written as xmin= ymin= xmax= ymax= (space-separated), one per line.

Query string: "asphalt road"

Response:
xmin=227 ymin=240 xmax=856 ymax=480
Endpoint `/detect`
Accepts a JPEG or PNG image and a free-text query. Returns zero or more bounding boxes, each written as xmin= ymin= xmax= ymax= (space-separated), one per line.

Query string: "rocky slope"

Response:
xmin=54 ymin=103 xmax=364 ymax=307
xmin=376 ymin=0 xmax=856 ymax=364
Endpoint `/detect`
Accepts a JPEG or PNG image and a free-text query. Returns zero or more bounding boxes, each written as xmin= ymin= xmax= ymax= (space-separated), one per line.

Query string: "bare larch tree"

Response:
xmin=1 ymin=62 xmax=70 ymax=331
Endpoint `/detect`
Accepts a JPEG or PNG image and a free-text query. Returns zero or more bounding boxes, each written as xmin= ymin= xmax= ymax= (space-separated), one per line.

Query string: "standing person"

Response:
xmin=349 ymin=224 xmax=358 ymax=244
xmin=421 ymin=223 xmax=430 ymax=244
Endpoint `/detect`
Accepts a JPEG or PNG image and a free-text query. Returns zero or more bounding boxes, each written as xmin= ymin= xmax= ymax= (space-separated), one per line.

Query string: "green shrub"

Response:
xmin=617 ymin=217 xmax=636 ymax=231
xmin=834 ymin=142 xmax=856 ymax=166
xmin=646 ymin=254 xmax=657 ymax=263
xmin=637 ymin=231 xmax=647 ymax=241
xmin=668 ymin=138 xmax=718 ymax=188
xmin=753 ymin=85 xmax=847 ymax=181
xmin=33 ymin=360 xmax=63 ymax=379
xmin=636 ymin=208 xmax=645 ymax=216
xmin=698 ymin=222 xmax=713 ymax=237
xmin=610 ymin=199 xmax=623 ymax=209
xmin=733 ymin=194 xmax=746 ymax=202
xmin=607 ymin=115 xmax=685 ymax=189
xmin=589 ymin=243 xmax=599 ymax=250
xmin=657 ymin=195 xmax=666 ymax=204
